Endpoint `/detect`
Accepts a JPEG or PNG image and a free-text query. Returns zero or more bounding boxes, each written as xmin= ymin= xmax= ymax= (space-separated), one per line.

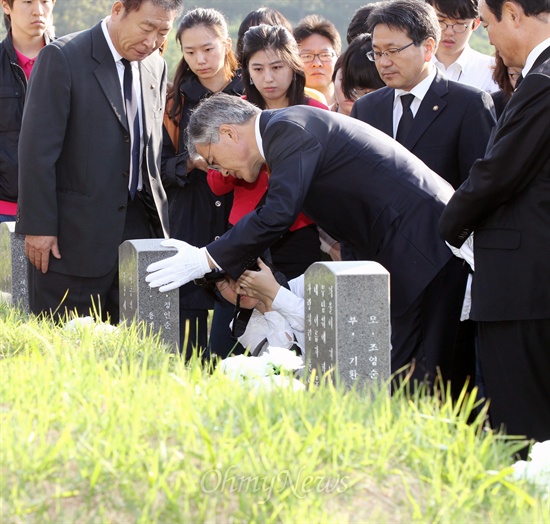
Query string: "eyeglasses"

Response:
xmin=438 ymin=20 xmax=471 ymax=33
xmin=205 ymin=141 xmax=222 ymax=171
xmin=299 ymin=51 xmax=336 ymax=63
xmin=367 ymin=41 xmax=415 ymax=62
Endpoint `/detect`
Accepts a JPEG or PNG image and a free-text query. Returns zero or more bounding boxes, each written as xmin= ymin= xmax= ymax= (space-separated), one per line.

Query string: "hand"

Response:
xmin=237 ymin=259 xmax=280 ymax=308
xmin=145 ymin=239 xmax=211 ymax=292
xmin=189 ymin=156 xmax=208 ymax=173
xmin=25 ymin=235 xmax=61 ymax=273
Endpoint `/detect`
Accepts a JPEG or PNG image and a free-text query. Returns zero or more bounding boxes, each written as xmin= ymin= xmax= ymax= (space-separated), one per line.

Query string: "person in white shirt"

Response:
xmin=427 ymin=0 xmax=499 ymax=92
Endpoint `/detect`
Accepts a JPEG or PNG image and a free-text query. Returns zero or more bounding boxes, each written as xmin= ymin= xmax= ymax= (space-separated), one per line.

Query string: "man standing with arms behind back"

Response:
xmin=16 ymin=0 xmax=185 ymax=322
xmin=0 ymin=0 xmax=55 ymax=222
xmin=439 ymin=0 xmax=550 ymax=448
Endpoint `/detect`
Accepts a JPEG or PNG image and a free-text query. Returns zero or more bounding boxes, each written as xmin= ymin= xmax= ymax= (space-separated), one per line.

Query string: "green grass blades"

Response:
xmin=1 ymin=306 xmax=548 ymax=523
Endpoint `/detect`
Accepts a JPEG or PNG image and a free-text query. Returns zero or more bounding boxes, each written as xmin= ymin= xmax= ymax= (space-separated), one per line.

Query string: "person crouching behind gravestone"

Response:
xmin=146 ymin=93 xmax=470 ymax=392
xmin=209 ymin=258 xmax=305 ymax=357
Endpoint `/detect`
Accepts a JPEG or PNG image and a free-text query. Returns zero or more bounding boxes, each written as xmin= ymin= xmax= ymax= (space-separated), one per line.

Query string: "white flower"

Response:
xmin=220 ymin=354 xmax=269 ymax=381
xmin=260 ymin=346 xmax=304 ymax=373
xmin=512 ymin=440 xmax=550 ymax=495
xmin=64 ymin=316 xmax=95 ymax=331
xmin=64 ymin=316 xmax=117 ymax=334
xmin=219 ymin=347 xmax=305 ymax=391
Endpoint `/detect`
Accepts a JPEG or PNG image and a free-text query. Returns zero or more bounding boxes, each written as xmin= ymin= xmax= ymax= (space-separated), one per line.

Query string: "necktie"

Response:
xmin=121 ymin=58 xmax=140 ymax=199
xmin=396 ymin=93 xmax=415 ymax=144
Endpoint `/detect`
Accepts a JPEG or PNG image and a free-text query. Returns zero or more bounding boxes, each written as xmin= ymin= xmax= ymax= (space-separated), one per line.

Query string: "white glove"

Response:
xmin=446 ymin=234 xmax=475 ymax=271
xmin=145 ymin=239 xmax=211 ymax=292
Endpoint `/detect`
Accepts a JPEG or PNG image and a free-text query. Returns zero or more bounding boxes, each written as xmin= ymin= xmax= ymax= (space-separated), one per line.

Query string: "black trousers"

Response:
xmin=28 ymin=194 xmax=152 ymax=323
xmin=391 ymin=256 xmax=474 ymax=394
xmin=478 ymin=318 xmax=550 ymax=445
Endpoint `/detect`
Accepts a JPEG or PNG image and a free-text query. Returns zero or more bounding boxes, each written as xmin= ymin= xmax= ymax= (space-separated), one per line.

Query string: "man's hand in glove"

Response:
xmin=146 ymin=239 xmax=212 ymax=292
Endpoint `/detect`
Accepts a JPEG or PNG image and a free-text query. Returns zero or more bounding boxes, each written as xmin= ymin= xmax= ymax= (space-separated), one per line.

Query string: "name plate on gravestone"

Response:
xmin=119 ymin=239 xmax=179 ymax=351
xmin=304 ymin=261 xmax=391 ymax=391
xmin=0 ymin=222 xmax=29 ymax=312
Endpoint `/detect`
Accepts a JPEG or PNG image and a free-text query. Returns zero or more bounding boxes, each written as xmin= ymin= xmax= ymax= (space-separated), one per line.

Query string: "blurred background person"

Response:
xmin=333 ymin=32 xmax=385 ymax=116
xmin=490 ymin=49 xmax=521 ymax=119
xmin=346 ymin=2 xmax=379 ymax=44
xmin=427 ymin=0 xmax=498 ymax=92
xmin=0 ymin=0 xmax=55 ymax=222
xmin=294 ymin=14 xmax=341 ymax=109
xmin=162 ymin=8 xmax=243 ymax=358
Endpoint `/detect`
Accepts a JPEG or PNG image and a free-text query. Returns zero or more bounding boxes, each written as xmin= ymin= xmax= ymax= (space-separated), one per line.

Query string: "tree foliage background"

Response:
xmin=2 ymin=0 xmax=493 ymax=80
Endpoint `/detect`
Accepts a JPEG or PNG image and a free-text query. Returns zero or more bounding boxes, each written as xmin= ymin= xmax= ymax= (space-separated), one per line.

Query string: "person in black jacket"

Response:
xmin=161 ymin=8 xmax=243 ymax=358
xmin=0 ymin=0 xmax=55 ymax=222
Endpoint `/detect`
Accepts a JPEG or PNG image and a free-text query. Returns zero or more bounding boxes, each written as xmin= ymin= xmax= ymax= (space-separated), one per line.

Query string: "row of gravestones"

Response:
xmin=0 ymin=222 xmax=391 ymax=390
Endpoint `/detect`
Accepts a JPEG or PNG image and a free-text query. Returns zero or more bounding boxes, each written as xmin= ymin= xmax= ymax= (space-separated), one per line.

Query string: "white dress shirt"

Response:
xmin=433 ymin=44 xmax=498 ymax=93
xmin=101 ymin=18 xmax=143 ymax=191
xmin=392 ymin=66 xmax=437 ymax=139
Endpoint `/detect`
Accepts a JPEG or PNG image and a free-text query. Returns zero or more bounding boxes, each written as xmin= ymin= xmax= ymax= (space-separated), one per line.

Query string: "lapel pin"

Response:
xmin=432 ymin=105 xmax=439 ymax=111
xmin=150 ymin=84 xmax=156 ymax=90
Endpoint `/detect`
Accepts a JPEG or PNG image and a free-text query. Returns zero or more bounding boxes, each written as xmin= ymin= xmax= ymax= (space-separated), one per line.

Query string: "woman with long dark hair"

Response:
xmin=161 ymin=8 xmax=243 ymax=359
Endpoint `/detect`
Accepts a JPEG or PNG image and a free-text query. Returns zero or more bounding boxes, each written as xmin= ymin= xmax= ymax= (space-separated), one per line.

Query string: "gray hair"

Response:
xmin=186 ymin=94 xmax=261 ymax=159
xmin=368 ymin=0 xmax=441 ymax=48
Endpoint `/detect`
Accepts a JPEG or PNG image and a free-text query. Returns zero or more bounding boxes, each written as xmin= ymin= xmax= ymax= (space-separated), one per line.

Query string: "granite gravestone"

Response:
xmin=304 ymin=261 xmax=391 ymax=390
xmin=119 ymin=239 xmax=179 ymax=350
xmin=0 ymin=222 xmax=29 ymax=312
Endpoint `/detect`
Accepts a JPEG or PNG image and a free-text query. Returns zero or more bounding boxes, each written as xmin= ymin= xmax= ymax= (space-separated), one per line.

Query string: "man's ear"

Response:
xmin=219 ymin=124 xmax=239 ymax=143
xmin=424 ymin=37 xmax=436 ymax=62
xmin=503 ymin=1 xmax=522 ymax=27
xmin=472 ymin=17 xmax=481 ymax=31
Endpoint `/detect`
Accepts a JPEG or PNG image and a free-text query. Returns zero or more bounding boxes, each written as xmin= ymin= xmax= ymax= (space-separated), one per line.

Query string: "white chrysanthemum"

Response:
xmin=220 ymin=354 xmax=269 ymax=381
xmin=64 ymin=316 xmax=117 ymax=334
xmin=64 ymin=316 xmax=95 ymax=331
xmin=261 ymin=346 xmax=304 ymax=373
xmin=512 ymin=440 xmax=550 ymax=494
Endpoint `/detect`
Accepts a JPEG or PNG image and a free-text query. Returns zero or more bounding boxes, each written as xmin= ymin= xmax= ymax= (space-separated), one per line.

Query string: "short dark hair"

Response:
xmin=425 ymin=0 xmax=479 ymax=20
xmin=368 ymin=0 xmax=441 ymax=48
xmin=241 ymin=24 xmax=307 ymax=109
xmin=339 ymin=33 xmax=385 ymax=98
xmin=346 ymin=3 xmax=380 ymax=44
xmin=236 ymin=8 xmax=293 ymax=64
xmin=484 ymin=0 xmax=550 ymax=20
xmin=294 ymin=14 xmax=342 ymax=55
xmin=120 ymin=0 xmax=185 ymax=16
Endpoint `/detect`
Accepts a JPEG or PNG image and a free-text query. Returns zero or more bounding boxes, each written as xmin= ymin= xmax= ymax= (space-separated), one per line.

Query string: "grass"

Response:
xmin=1 ymin=304 xmax=548 ymax=523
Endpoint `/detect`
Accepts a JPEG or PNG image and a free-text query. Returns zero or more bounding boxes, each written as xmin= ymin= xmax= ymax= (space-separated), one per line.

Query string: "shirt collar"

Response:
xmin=101 ymin=18 xmax=124 ymax=64
xmin=523 ymin=38 xmax=550 ymax=77
xmin=394 ymin=65 xmax=437 ymax=105
xmin=254 ymin=113 xmax=265 ymax=160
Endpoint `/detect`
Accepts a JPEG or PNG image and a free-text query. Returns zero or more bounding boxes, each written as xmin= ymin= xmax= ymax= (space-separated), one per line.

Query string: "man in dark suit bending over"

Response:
xmin=147 ymin=94 xmax=469 ymax=389
xmin=440 ymin=0 xmax=550 ymax=446
xmin=16 ymin=0 xmax=185 ymax=322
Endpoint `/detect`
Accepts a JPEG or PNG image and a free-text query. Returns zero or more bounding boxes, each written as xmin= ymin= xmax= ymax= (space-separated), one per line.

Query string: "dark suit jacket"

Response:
xmin=15 ymin=22 xmax=169 ymax=277
xmin=351 ymin=69 xmax=496 ymax=189
xmin=439 ymin=46 xmax=550 ymax=321
xmin=207 ymin=107 xmax=456 ymax=317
